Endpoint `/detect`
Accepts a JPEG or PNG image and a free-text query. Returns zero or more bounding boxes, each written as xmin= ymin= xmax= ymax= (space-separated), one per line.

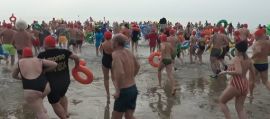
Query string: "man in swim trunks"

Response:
xmin=68 ymin=24 xmax=78 ymax=53
xmin=13 ymin=20 xmax=33 ymax=59
xmin=131 ymin=24 xmax=140 ymax=53
xmin=158 ymin=34 xmax=176 ymax=95
xmin=38 ymin=35 xmax=80 ymax=119
xmin=76 ymin=28 xmax=84 ymax=53
xmin=219 ymin=27 xmax=231 ymax=70
xmin=249 ymin=29 xmax=270 ymax=98
xmin=0 ymin=23 xmax=16 ymax=65
xmin=111 ymin=34 xmax=140 ymax=119
xmin=207 ymin=27 xmax=228 ymax=77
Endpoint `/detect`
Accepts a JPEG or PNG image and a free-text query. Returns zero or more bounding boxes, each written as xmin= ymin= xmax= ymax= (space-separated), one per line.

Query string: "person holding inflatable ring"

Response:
xmin=38 ymin=35 xmax=80 ymax=119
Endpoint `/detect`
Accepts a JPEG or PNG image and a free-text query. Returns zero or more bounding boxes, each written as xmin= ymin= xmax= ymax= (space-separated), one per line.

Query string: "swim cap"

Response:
xmin=255 ymin=29 xmax=266 ymax=37
xmin=213 ymin=27 xmax=219 ymax=33
xmin=6 ymin=23 xmax=12 ymax=29
xmin=104 ymin=31 xmax=112 ymax=40
xmin=22 ymin=47 xmax=33 ymax=58
xmin=160 ymin=34 xmax=167 ymax=42
xmin=219 ymin=27 xmax=225 ymax=33
xmin=169 ymin=29 xmax=176 ymax=35
xmin=44 ymin=35 xmax=56 ymax=47
xmin=200 ymin=32 xmax=205 ymax=37
xmin=235 ymin=41 xmax=248 ymax=53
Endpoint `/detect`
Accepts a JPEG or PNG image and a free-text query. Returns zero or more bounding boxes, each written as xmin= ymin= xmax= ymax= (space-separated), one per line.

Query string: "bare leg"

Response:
xmin=60 ymin=96 xmax=69 ymax=117
xmin=249 ymin=70 xmax=257 ymax=99
xmin=135 ymin=42 xmax=138 ymax=53
xmin=260 ymin=70 xmax=270 ymax=90
xmin=165 ymin=64 xmax=176 ymax=95
xmin=219 ymin=85 xmax=239 ymax=119
xmin=111 ymin=111 xmax=124 ymax=119
xmin=102 ymin=66 xmax=110 ymax=103
xmin=10 ymin=55 xmax=15 ymax=66
xmin=235 ymin=95 xmax=247 ymax=119
xmin=189 ymin=48 xmax=193 ymax=63
xmin=124 ymin=110 xmax=136 ymax=119
xmin=158 ymin=63 xmax=165 ymax=87
xmin=52 ymin=103 xmax=67 ymax=119
xmin=96 ymin=47 xmax=99 ymax=56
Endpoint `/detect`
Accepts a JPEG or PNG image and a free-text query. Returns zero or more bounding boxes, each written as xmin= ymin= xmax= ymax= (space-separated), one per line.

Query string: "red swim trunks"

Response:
xmin=32 ymin=39 xmax=40 ymax=47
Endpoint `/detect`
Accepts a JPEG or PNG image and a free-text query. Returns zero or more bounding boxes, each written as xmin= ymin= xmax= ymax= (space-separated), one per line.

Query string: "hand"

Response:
xmin=112 ymin=91 xmax=120 ymax=99
xmin=218 ymin=71 xmax=227 ymax=75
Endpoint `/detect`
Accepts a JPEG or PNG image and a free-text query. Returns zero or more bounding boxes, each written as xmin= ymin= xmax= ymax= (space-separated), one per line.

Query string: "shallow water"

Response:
xmin=1 ymin=44 xmax=270 ymax=119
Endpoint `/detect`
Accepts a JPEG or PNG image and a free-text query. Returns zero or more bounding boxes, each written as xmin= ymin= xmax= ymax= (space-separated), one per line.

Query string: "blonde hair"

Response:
xmin=15 ymin=20 xmax=28 ymax=30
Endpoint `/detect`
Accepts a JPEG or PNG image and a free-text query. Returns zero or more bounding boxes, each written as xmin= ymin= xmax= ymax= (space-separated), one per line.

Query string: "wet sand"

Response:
xmin=1 ymin=43 xmax=270 ymax=119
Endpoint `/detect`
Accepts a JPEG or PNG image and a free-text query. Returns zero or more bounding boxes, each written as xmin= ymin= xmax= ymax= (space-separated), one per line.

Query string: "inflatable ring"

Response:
xmin=266 ymin=24 xmax=270 ymax=35
xmin=217 ymin=20 xmax=228 ymax=28
xmin=9 ymin=14 xmax=16 ymax=23
xmin=231 ymin=48 xmax=235 ymax=57
xmin=148 ymin=52 xmax=161 ymax=68
xmin=181 ymin=41 xmax=190 ymax=50
xmin=72 ymin=60 xmax=94 ymax=84
xmin=85 ymin=32 xmax=94 ymax=44
xmin=32 ymin=23 xmax=42 ymax=31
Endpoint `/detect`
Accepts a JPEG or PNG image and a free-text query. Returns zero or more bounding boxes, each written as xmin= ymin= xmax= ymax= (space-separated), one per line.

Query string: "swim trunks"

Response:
xmin=162 ymin=59 xmax=172 ymax=66
xmin=69 ymin=39 xmax=77 ymax=46
xmin=219 ymin=46 xmax=230 ymax=59
xmin=2 ymin=44 xmax=16 ymax=55
xmin=253 ymin=63 xmax=268 ymax=72
xmin=102 ymin=51 xmax=112 ymax=69
xmin=76 ymin=40 xmax=83 ymax=45
xmin=58 ymin=36 xmax=68 ymax=44
xmin=114 ymin=85 xmax=138 ymax=112
xmin=210 ymin=48 xmax=222 ymax=58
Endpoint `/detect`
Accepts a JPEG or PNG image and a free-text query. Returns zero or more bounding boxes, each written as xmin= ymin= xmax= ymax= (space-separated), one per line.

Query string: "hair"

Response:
xmin=15 ymin=20 xmax=28 ymax=31
xmin=112 ymin=34 xmax=127 ymax=47
xmin=235 ymin=40 xmax=248 ymax=59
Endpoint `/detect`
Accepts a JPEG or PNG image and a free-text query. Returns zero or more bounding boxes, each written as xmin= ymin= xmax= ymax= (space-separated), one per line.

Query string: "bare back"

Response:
xmin=18 ymin=58 xmax=43 ymax=80
xmin=1 ymin=29 xmax=16 ymax=44
xmin=167 ymin=36 xmax=178 ymax=50
xmin=101 ymin=40 xmax=113 ymax=54
xmin=233 ymin=56 xmax=253 ymax=78
xmin=211 ymin=33 xmax=226 ymax=48
xmin=161 ymin=42 xmax=173 ymax=59
xmin=13 ymin=31 xmax=33 ymax=50
xmin=252 ymin=39 xmax=270 ymax=62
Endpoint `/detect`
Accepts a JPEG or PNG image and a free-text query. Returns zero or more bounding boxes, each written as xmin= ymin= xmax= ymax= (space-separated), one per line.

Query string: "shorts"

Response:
xmin=59 ymin=36 xmax=68 ymax=44
xmin=76 ymin=40 xmax=83 ymax=45
xmin=114 ymin=85 xmax=138 ymax=112
xmin=210 ymin=48 xmax=222 ymax=58
xmin=32 ymin=39 xmax=40 ymax=47
xmin=219 ymin=46 xmax=230 ymax=59
xmin=2 ymin=44 xmax=16 ymax=55
xmin=95 ymin=40 xmax=101 ymax=48
xmin=68 ymin=39 xmax=76 ymax=46
xmin=48 ymin=81 xmax=70 ymax=104
xmin=132 ymin=37 xmax=139 ymax=43
xmin=17 ymin=50 xmax=22 ymax=56
xmin=254 ymin=63 xmax=268 ymax=72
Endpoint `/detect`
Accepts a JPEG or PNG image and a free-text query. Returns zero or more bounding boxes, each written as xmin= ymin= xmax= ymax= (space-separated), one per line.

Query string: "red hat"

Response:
xmin=219 ymin=27 xmax=225 ymax=33
xmin=104 ymin=31 xmax=112 ymax=40
xmin=160 ymin=34 xmax=167 ymax=42
xmin=6 ymin=23 xmax=12 ymax=29
xmin=169 ymin=29 xmax=176 ymax=35
xmin=255 ymin=29 xmax=266 ymax=37
xmin=213 ymin=27 xmax=219 ymax=33
xmin=22 ymin=47 xmax=33 ymax=58
xmin=44 ymin=35 xmax=56 ymax=47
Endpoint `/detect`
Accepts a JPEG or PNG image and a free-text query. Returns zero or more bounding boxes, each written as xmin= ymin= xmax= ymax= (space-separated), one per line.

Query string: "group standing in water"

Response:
xmin=0 ymin=16 xmax=270 ymax=119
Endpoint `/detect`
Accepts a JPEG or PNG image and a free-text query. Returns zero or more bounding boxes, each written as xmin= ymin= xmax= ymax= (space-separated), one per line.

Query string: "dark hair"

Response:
xmin=235 ymin=41 xmax=248 ymax=59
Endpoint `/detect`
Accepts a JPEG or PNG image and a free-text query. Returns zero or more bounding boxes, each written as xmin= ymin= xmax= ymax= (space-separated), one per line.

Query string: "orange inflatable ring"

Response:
xmin=9 ymin=14 xmax=16 ymax=23
xmin=148 ymin=52 xmax=161 ymax=68
xmin=72 ymin=60 xmax=94 ymax=84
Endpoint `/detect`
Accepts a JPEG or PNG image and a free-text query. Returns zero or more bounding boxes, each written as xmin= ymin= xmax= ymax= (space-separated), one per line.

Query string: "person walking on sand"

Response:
xmin=157 ymin=34 xmax=176 ymax=95
xmin=38 ymin=36 xmax=80 ymax=119
xmin=12 ymin=47 xmax=57 ymax=119
xmin=111 ymin=34 xmax=140 ymax=119
xmin=218 ymin=40 xmax=255 ymax=119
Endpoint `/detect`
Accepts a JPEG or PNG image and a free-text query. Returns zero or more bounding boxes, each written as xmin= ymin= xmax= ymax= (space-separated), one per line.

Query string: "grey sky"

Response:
xmin=0 ymin=0 xmax=269 ymax=29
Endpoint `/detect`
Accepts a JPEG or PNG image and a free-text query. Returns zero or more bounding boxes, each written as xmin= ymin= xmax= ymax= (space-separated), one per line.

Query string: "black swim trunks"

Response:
xmin=114 ymin=85 xmax=138 ymax=112
xmin=17 ymin=50 xmax=23 ymax=56
xmin=69 ymin=39 xmax=77 ymax=46
xmin=219 ymin=46 xmax=230 ymax=59
xmin=210 ymin=48 xmax=222 ymax=58
xmin=102 ymin=51 xmax=112 ymax=69
xmin=254 ymin=63 xmax=269 ymax=72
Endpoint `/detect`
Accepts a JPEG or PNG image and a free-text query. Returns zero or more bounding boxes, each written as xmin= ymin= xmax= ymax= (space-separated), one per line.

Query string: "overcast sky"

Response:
xmin=0 ymin=0 xmax=269 ymax=29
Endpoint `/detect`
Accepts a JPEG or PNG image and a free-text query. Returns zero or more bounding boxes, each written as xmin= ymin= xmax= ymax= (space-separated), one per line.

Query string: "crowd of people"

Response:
xmin=0 ymin=17 xmax=270 ymax=119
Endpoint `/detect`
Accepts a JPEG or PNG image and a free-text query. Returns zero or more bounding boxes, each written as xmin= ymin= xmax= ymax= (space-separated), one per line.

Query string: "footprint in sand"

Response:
xmin=72 ymin=99 xmax=83 ymax=105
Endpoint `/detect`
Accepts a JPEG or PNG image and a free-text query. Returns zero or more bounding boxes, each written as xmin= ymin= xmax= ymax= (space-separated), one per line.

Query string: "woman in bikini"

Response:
xmin=218 ymin=40 xmax=255 ymax=119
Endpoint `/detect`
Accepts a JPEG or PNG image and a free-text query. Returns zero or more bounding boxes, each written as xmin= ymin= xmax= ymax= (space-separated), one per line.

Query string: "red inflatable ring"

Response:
xmin=72 ymin=60 xmax=94 ymax=84
xmin=9 ymin=14 xmax=16 ymax=23
xmin=148 ymin=52 xmax=161 ymax=68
